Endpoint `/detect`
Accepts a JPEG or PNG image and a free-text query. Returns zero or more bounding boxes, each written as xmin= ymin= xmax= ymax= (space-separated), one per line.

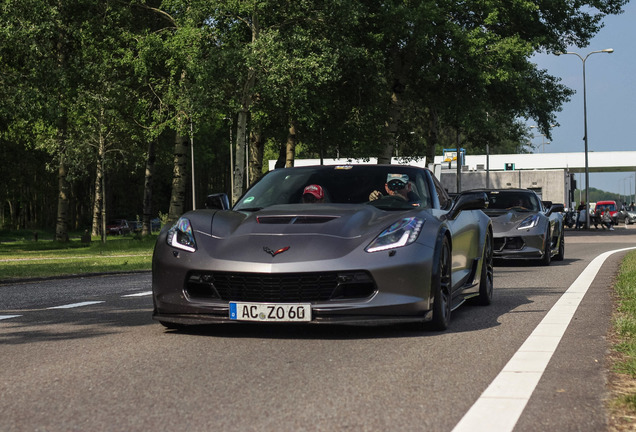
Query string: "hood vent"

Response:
xmin=257 ymin=215 xmax=339 ymax=224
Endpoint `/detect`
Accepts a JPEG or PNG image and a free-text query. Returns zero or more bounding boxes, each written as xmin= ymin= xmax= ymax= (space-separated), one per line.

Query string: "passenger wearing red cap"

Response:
xmin=302 ymin=184 xmax=325 ymax=203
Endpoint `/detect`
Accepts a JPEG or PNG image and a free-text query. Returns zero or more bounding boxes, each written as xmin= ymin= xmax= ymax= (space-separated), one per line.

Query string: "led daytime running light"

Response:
xmin=517 ymin=214 xmax=539 ymax=230
xmin=366 ymin=217 xmax=424 ymax=253
xmin=167 ymin=217 xmax=197 ymax=252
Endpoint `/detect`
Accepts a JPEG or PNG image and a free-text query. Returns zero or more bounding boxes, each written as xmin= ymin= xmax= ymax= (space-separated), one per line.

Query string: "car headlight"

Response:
xmin=366 ymin=217 xmax=424 ymax=253
xmin=166 ymin=217 xmax=197 ymax=252
xmin=518 ymin=214 xmax=540 ymax=230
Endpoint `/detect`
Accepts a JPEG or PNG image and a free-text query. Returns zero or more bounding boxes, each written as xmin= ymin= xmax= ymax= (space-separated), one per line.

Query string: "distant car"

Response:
xmin=151 ymin=218 xmax=162 ymax=232
xmin=562 ymin=209 xmax=576 ymax=229
xmin=474 ymin=189 xmax=565 ymax=265
xmin=595 ymin=200 xmax=619 ymax=224
xmin=128 ymin=221 xmax=142 ymax=233
xmin=617 ymin=209 xmax=636 ymax=225
xmin=152 ymin=164 xmax=494 ymax=331
xmin=106 ymin=219 xmax=130 ymax=235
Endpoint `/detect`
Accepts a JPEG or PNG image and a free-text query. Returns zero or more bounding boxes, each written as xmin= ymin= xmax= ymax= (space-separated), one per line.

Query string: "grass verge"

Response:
xmin=609 ymin=250 xmax=636 ymax=431
xmin=0 ymin=231 xmax=155 ymax=280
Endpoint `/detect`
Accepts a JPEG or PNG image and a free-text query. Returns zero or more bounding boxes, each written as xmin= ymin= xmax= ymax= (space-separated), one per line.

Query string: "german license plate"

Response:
xmin=229 ymin=302 xmax=312 ymax=322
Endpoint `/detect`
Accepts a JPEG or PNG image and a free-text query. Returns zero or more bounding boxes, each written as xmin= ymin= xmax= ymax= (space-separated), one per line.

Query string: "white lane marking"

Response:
xmin=2 ymin=292 xmax=150 ymax=319
xmin=453 ymin=246 xmax=636 ymax=432
xmin=47 ymin=301 xmax=105 ymax=310
xmin=122 ymin=291 xmax=152 ymax=298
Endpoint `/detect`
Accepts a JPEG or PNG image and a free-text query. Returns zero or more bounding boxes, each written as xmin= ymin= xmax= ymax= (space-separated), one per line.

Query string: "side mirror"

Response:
xmin=547 ymin=202 xmax=565 ymax=216
xmin=205 ymin=193 xmax=230 ymax=210
xmin=446 ymin=191 xmax=488 ymax=220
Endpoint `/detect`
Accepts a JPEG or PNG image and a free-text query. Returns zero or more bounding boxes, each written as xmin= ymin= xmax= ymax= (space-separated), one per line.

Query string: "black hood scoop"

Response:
xmin=256 ymin=215 xmax=340 ymax=224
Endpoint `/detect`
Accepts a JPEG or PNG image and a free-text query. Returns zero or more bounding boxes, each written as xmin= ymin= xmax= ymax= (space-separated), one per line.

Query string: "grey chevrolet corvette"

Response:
xmin=152 ymin=164 xmax=494 ymax=331
xmin=476 ymin=189 xmax=565 ymax=265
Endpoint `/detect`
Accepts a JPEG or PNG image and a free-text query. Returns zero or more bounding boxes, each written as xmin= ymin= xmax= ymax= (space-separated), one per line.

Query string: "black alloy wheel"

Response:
xmin=554 ymin=233 xmax=565 ymax=261
xmin=539 ymin=229 xmax=552 ymax=266
xmin=430 ymin=236 xmax=452 ymax=330
xmin=475 ymin=232 xmax=494 ymax=305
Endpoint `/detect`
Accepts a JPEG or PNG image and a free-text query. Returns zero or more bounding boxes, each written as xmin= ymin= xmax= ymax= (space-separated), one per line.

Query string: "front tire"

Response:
xmin=554 ymin=232 xmax=565 ymax=261
xmin=539 ymin=229 xmax=552 ymax=266
xmin=475 ymin=232 xmax=494 ymax=305
xmin=430 ymin=236 xmax=452 ymax=331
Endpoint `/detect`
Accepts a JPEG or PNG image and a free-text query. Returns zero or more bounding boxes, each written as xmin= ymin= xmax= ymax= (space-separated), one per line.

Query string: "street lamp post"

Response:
xmin=556 ymin=48 xmax=614 ymax=229
xmin=529 ymin=124 xmax=555 ymax=152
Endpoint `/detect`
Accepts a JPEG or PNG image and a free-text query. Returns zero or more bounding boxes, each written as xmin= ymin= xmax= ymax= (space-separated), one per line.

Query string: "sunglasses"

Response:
xmin=387 ymin=179 xmax=407 ymax=191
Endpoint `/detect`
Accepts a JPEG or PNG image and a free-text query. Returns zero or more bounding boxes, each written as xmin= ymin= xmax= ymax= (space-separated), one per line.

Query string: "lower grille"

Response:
xmin=185 ymin=271 xmax=376 ymax=302
xmin=494 ymin=236 xmax=525 ymax=252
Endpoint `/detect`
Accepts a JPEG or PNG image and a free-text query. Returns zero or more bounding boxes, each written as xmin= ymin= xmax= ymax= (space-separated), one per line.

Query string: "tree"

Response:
xmin=1 ymin=0 xmax=629 ymax=233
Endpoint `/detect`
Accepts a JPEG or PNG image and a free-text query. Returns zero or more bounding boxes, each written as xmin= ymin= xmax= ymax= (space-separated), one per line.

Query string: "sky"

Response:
xmin=527 ymin=2 xmax=636 ymax=199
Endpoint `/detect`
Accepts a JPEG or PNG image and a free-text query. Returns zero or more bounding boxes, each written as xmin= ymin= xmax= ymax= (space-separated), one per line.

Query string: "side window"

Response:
xmin=431 ymin=174 xmax=451 ymax=209
xmin=413 ymin=173 xmax=431 ymax=208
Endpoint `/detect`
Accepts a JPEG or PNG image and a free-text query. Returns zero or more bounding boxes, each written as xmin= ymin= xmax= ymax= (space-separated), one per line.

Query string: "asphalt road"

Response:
xmin=1 ymin=227 xmax=635 ymax=432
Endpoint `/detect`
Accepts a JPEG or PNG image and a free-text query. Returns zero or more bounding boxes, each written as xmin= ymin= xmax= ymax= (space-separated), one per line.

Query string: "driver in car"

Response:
xmin=508 ymin=197 xmax=530 ymax=210
xmin=368 ymin=174 xmax=420 ymax=206
xmin=302 ymin=184 xmax=326 ymax=203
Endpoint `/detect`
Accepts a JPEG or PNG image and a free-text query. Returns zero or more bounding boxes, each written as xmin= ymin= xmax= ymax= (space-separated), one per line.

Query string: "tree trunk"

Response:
xmin=378 ymin=91 xmax=400 ymax=164
xmin=167 ymin=131 xmax=189 ymax=224
xmin=232 ymin=13 xmax=259 ymax=204
xmin=7 ymin=199 xmax=15 ymax=229
xmin=141 ymin=139 xmax=156 ymax=236
xmin=54 ymin=18 xmax=70 ymax=242
xmin=379 ymin=49 xmax=409 ymax=165
xmin=91 ymin=131 xmax=105 ymax=237
xmin=101 ymin=163 xmax=106 ymax=244
xmin=233 ymin=107 xmax=248 ymax=203
xmin=248 ymin=128 xmax=264 ymax=186
xmin=285 ymin=121 xmax=297 ymax=168
xmin=425 ymin=108 xmax=440 ymax=166
xmin=274 ymin=142 xmax=286 ymax=169
xmin=55 ymin=150 xmax=70 ymax=242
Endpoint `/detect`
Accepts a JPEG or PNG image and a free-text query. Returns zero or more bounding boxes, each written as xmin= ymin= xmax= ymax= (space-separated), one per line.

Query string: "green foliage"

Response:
xmin=0 ymin=0 xmax=629 ymax=230
xmin=573 ymin=188 xmax=632 ymax=205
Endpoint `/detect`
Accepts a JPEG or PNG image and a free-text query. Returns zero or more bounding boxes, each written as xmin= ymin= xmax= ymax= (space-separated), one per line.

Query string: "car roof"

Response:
xmin=273 ymin=164 xmax=429 ymax=172
xmin=470 ymin=188 xmax=532 ymax=192
xmin=470 ymin=188 xmax=538 ymax=195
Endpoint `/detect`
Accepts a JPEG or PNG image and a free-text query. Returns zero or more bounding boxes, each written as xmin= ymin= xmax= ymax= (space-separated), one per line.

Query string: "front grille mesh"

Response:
xmin=494 ymin=236 xmax=525 ymax=252
xmin=185 ymin=271 xmax=375 ymax=302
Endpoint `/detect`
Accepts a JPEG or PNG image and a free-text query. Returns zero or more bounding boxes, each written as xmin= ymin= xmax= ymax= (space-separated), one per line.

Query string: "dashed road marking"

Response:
xmin=122 ymin=291 xmax=152 ymax=297
xmin=47 ymin=301 xmax=106 ymax=309
xmin=2 ymin=292 xmax=151 ymax=322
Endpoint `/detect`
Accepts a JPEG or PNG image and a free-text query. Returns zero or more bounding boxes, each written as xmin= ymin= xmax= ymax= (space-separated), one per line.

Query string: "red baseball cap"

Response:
xmin=303 ymin=184 xmax=324 ymax=200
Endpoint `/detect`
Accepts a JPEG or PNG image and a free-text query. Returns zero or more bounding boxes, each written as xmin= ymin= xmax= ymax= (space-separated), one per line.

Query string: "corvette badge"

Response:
xmin=263 ymin=246 xmax=290 ymax=257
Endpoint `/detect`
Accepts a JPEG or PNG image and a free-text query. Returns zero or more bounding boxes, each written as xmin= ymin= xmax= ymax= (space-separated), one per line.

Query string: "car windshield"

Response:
xmin=233 ymin=165 xmax=432 ymax=211
xmin=484 ymin=191 xmax=541 ymax=212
